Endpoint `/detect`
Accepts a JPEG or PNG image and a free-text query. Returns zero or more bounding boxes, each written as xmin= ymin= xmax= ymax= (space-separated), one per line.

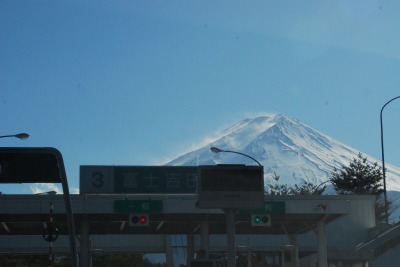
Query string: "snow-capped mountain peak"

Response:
xmin=167 ymin=114 xmax=400 ymax=192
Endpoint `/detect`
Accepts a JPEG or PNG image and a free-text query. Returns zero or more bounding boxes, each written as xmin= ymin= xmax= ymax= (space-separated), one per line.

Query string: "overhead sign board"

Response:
xmin=0 ymin=147 xmax=62 ymax=183
xmin=197 ymin=165 xmax=264 ymax=209
xmin=80 ymin=166 xmax=198 ymax=194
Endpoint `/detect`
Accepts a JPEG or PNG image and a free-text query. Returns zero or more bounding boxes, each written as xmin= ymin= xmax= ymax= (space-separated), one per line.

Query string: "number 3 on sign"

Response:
xmin=92 ymin=172 xmax=104 ymax=188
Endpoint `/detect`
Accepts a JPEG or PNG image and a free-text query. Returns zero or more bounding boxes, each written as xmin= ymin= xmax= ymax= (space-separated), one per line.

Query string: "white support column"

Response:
xmin=187 ymin=232 xmax=194 ymax=266
xmin=317 ymin=220 xmax=328 ymax=267
xmin=201 ymin=221 xmax=209 ymax=259
xmin=289 ymin=235 xmax=299 ymax=267
xmin=79 ymin=216 xmax=91 ymax=267
xmin=226 ymin=208 xmax=237 ymax=267
xmin=165 ymin=235 xmax=174 ymax=267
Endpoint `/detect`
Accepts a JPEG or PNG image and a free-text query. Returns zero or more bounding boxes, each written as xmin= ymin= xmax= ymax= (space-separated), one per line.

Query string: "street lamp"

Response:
xmin=0 ymin=133 xmax=30 ymax=140
xmin=210 ymin=146 xmax=262 ymax=167
xmin=209 ymin=146 xmax=263 ymax=267
xmin=380 ymin=95 xmax=400 ymax=224
xmin=313 ymin=180 xmax=330 ymax=195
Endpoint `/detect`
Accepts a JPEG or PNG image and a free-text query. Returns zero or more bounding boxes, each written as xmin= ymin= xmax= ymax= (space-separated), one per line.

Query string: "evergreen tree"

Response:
xmin=265 ymin=172 xmax=326 ymax=195
xmin=329 ymin=152 xmax=390 ymax=222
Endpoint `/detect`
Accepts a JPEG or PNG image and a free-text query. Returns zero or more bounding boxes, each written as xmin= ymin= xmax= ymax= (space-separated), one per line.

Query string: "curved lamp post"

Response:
xmin=210 ymin=146 xmax=262 ymax=167
xmin=313 ymin=180 xmax=330 ymax=195
xmin=0 ymin=133 xmax=30 ymax=140
xmin=380 ymin=95 xmax=400 ymax=224
xmin=209 ymin=146 xmax=262 ymax=267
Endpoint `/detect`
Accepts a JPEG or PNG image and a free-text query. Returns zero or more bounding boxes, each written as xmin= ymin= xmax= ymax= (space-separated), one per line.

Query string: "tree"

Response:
xmin=265 ymin=172 xmax=326 ymax=195
xmin=330 ymin=153 xmax=383 ymax=195
xmin=329 ymin=152 xmax=390 ymax=222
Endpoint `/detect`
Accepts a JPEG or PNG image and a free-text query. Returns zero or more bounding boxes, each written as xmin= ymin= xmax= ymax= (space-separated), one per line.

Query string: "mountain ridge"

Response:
xmin=167 ymin=114 xmax=400 ymax=193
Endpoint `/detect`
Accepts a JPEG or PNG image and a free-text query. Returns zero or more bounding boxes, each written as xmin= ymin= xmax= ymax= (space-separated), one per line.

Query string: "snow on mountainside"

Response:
xmin=167 ymin=114 xmax=400 ymax=194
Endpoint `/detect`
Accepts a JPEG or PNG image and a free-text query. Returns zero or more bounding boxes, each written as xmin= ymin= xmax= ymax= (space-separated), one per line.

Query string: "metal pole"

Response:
xmin=53 ymin=148 xmax=79 ymax=267
xmin=380 ymin=95 xmax=400 ymax=224
xmin=49 ymin=203 xmax=54 ymax=267
xmin=210 ymin=147 xmax=262 ymax=266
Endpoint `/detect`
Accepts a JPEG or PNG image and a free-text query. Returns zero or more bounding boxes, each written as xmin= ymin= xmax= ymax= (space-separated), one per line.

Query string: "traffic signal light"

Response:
xmin=129 ymin=214 xmax=149 ymax=226
xmin=251 ymin=214 xmax=271 ymax=226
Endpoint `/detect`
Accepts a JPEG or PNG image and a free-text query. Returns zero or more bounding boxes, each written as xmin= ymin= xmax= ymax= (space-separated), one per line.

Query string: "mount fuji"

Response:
xmin=166 ymin=114 xmax=400 ymax=220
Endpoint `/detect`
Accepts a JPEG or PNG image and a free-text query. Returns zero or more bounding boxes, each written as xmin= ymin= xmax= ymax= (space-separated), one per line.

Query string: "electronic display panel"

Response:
xmin=0 ymin=148 xmax=62 ymax=183
xmin=197 ymin=165 xmax=264 ymax=209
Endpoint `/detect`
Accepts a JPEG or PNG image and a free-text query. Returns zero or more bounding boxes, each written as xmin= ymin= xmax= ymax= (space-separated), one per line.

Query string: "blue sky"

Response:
xmin=1 ymin=0 xmax=400 ymax=194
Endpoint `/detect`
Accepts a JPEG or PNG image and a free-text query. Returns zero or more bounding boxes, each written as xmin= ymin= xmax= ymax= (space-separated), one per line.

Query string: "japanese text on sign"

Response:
xmin=114 ymin=166 xmax=197 ymax=193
